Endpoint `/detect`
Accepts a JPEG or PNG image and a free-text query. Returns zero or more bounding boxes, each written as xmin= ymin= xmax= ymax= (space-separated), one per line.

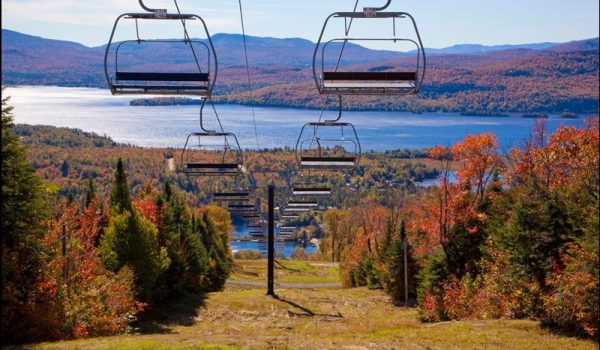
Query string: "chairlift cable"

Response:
xmin=316 ymin=0 xmax=360 ymax=123
xmin=173 ymin=0 xmax=203 ymax=74
xmin=238 ymin=0 xmax=261 ymax=149
xmin=311 ymin=0 xmax=360 ymax=148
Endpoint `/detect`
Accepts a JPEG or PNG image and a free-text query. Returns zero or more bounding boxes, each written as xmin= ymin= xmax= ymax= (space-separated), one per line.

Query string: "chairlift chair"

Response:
xmin=295 ymin=0 xmax=426 ymax=170
xmin=288 ymin=200 xmax=319 ymax=206
xmin=213 ymin=191 xmax=254 ymax=201
xmin=296 ymin=97 xmax=361 ymax=171
xmin=246 ymin=224 xmax=264 ymax=229
xmin=104 ymin=1 xmax=218 ymax=96
xmin=292 ymin=185 xmax=332 ymax=197
xmin=313 ymin=0 xmax=426 ymax=96
xmin=228 ymin=204 xmax=255 ymax=210
xmin=281 ymin=213 xmax=300 ymax=220
xmin=180 ymin=100 xmax=244 ymax=176
xmin=242 ymin=213 xmax=261 ymax=220
xmin=287 ymin=200 xmax=319 ymax=208
xmin=283 ymin=207 xmax=312 ymax=213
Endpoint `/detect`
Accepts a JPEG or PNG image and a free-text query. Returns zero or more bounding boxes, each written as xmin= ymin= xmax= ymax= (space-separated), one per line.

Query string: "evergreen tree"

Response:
xmin=204 ymin=246 xmax=230 ymax=291
xmin=84 ymin=176 xmax=95 ymax=208
xmin=1 ymin=92 xmax=48 ymax=344
xmin=496 ymin=186 xmax=573 ymax=289
xmin=60 ymin=160 xmax=69 ymax=177
xmin=180 ymin=224 xmax=209 ymax=293
xmin=109 ymin=158 xmax=131 ymax=214
xmin=199 ymin=212 xmax=231 ymax=291
xmin=386 ymin=220 xmax=417 ymax=305
xmin=99 ymin=210 xmax=170 ymax=301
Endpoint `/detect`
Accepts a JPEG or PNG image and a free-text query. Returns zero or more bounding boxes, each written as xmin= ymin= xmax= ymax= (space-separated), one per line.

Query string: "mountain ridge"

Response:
xmin=1 ymin=29 xmax=598 ymax=114
xmin=4 ymin=28 xmax=598 ymax=56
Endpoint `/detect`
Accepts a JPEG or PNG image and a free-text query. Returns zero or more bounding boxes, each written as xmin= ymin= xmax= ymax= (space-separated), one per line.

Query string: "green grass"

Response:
xmin=12 ymin=260 xmax=598 ymax=350
xmin=230 ymin=259 xmax=341 ymax=284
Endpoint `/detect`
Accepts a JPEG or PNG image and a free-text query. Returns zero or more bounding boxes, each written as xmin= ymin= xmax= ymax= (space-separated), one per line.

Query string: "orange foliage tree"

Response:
xmin=43 ymin=201 xmax=143 ymax=339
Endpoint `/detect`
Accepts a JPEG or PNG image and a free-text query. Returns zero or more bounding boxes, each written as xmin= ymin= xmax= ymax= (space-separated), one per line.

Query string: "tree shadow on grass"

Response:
xmin=273 ymin=295 xmax=344 ymax=319
xmin=134 ymin=292 xmax=207 ymax=334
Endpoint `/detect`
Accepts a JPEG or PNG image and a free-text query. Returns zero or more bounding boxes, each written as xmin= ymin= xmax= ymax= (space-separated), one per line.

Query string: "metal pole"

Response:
xmin=403 ymin=240 xmax=409 ymax=306
xmin=267 ymin=184 xmax=275 ymax=296
xmin=62 ymin=225 xmax=68 ymax=283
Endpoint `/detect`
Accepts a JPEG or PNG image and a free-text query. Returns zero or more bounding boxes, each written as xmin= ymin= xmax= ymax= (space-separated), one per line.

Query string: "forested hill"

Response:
xmin=2 ymin=29 xmax=598 ymax=113
xmin=14 ymin=124 xmax=123 ymax=148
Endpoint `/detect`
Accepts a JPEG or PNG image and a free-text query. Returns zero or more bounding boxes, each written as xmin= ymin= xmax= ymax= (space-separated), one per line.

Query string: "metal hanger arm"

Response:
xmin=364 ymin=0 xmax=392 ymax=12
xmin=138 ymin=0 xmax=165 ymax=13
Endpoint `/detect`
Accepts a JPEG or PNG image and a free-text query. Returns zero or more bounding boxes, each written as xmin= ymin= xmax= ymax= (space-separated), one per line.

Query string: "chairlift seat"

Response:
xmin=300 ymin=156 xmax=357 ymax=170
xmin=288 ymin=201 xmax=318 ymax=207
xmin=324 ymin=72 xmax=416 ymax=81
xmin=292 ymin=187 xmax=332 ymax=197
xmin=183 ymin=163 xmax=241 ymax=176
xmin=105 ymin=11 xmax=216 ymax=97
xmin=228 ymin=204 xmax=255 ymax=209
xmin=313 ymin=9 xmax=425 ymax=97
xmin=113 ymin=72 xmax=209 ymax=96
xmin=282 ymin=214 xmax=300 ymax=219
xmin=214 ymin=192 xmax=252 ymax=201
xmin=284 ymin=207 xmax=312 ymax=213
xmin=116 ymin=72 xmax=209 ymax=82
xmin=111 ymin=85 xmax=209 ymax=95
xmin=322 ymin=71 xmax=416 ymax=93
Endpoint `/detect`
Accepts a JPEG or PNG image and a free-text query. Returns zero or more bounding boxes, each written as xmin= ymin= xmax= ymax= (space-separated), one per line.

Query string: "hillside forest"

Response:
xmin=1 ymin=88 xmax=598 ymax=347
xmin=2 ymin=29 xmax=599 ymax=114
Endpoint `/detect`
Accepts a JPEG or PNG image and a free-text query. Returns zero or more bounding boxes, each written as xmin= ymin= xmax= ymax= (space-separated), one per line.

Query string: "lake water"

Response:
xmin=5 ymin=85 xmax=587 ymax=257
xmin=6 ymin=86 xmax=587 ymax=151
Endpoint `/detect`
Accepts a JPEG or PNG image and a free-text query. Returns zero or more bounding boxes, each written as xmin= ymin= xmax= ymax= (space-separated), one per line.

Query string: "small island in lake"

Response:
xmin=460 ymin=111 xmax=509 ymax=117
xmin=130 ymin=97 xmax=203 ymax=106
xmin=560 ymin=112 xmax=579 ymax=119
xmin=522 ymin=112 xmax=549 ymax=119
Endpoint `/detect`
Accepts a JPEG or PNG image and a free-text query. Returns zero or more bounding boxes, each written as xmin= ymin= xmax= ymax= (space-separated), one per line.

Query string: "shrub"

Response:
xmin=544 ymin=227 xmax=599 ymax=338
xmin=234 ymin=250 xmax=263 ymax=260
xmin=61 ymin=266 xmax=143 ymax=338
xmin=417 ymin=251 xmax=449 ymax=322
xmin=291 ymin=247 xmax=309 ymax=260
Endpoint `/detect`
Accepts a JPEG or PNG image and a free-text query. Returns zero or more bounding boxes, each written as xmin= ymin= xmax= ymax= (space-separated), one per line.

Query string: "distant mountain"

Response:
xmin=546 ymin=37 xmax=600 ymax=52
xmin=1 ymin=29 xmax=105 ymax=86
xmin=1 ymin=29 xmax=598 ymax=114
xmin=423 ymin=42 xmax=559 ymax=55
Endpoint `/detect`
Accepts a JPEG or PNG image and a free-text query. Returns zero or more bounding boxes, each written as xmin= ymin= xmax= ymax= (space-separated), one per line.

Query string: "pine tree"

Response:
xmin=109 ymin=158 xmax=131 ymax=214
xmin=84 ymin=176 xmax=95 ymax=208
xmin=99 ymin=210 xmax=170 ymax=301
xmin=386 ymin=220 xmax=417 ymax=306
xmin=1 ymin=92 xmax=48 ymax=344
xmin=60 ymin=160 xmax=69 ymax=177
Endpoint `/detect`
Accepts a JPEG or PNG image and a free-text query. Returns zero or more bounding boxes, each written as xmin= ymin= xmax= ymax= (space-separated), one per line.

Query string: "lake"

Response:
xmin=5 ymin=85 xmax=587 ymax=257
xmin=6 ymin=86 xmax=587 ymax=151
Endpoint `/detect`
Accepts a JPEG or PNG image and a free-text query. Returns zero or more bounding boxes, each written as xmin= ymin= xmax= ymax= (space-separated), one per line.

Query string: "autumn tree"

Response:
xmin=45 ymin=201 xmax=142 ymax=339
xmin=322 ymin=209 xmax=355 ymax=262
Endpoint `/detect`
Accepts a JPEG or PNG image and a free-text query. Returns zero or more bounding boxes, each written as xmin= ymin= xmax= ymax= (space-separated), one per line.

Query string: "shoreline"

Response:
xmin=6 ymin=84 xmax=591 ymax=116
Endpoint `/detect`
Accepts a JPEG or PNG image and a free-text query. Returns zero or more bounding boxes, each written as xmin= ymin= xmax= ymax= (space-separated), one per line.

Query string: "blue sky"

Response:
xmin=2 ymin=0 xmax=599 ymax=48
